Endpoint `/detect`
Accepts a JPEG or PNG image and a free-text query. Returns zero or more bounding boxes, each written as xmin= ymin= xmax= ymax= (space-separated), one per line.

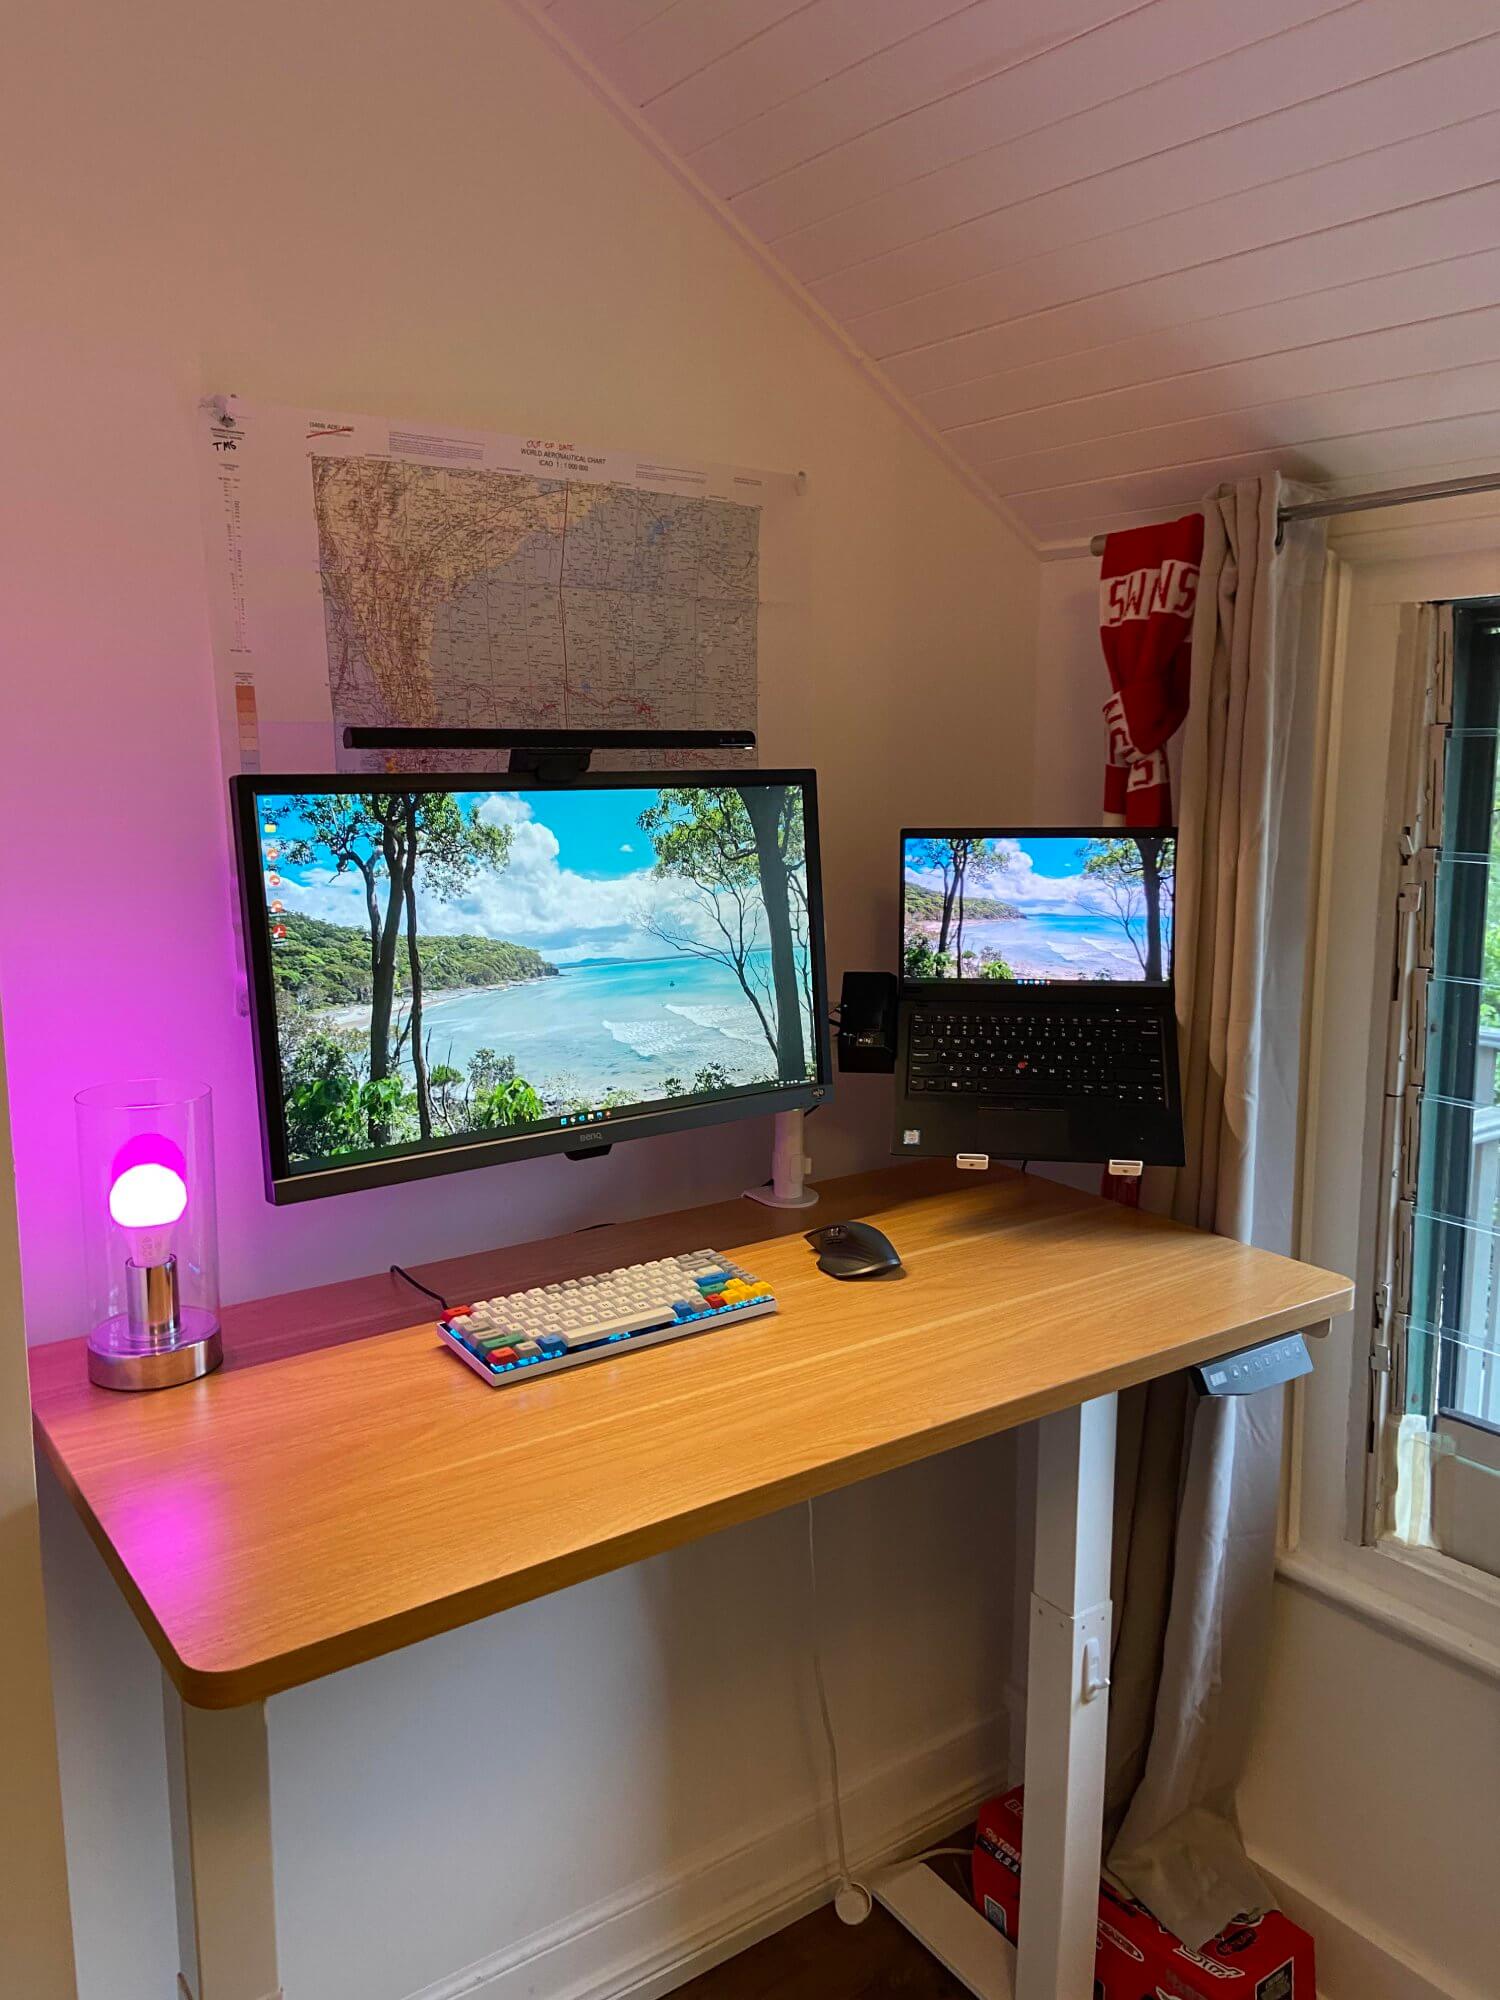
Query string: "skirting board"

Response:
xmin=1253 ymin=1853 xmax=1489 ymax=2000
xmin=402 ymin=1698 xmax=1021 ymax=2000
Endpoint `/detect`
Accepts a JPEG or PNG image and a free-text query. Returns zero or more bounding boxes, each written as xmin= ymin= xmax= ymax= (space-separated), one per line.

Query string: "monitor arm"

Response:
xmin=744 ymin=1109 xmax=819 ymax=1210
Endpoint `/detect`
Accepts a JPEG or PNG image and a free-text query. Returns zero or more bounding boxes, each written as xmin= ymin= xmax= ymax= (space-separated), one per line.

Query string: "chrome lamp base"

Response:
xmin=86 ymin=1309 xmax=223 ymax=1392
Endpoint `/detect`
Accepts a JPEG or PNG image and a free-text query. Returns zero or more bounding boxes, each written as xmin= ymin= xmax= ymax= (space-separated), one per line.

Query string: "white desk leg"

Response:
xmin=1017 ymin=1393 xmax=1117 ymax=2000
xmin=162 ymin=1677 xmax=282 ymax=2000
xmin=870 ymin=1394 xmax=1117 ymax=2000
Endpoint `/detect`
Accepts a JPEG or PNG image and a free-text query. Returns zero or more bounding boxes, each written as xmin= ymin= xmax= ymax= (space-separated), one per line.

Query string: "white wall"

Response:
xmin=1236 ymin=541 xmax=1500 ymax=2000
xmin=1033 ymin=558 xmax=1105 ymax=819
xmin=1 ymin=5 xmax=1040 ymax=1996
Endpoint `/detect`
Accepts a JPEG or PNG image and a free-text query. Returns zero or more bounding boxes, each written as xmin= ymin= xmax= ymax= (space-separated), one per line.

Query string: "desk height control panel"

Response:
xmin=1193 ymin=1330 xmax=1314 ymax=1396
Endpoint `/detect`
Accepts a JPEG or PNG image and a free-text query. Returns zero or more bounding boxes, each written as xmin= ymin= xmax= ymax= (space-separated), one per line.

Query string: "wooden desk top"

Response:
xmin=31 ymin=1163 xmax=1351 ymax=1708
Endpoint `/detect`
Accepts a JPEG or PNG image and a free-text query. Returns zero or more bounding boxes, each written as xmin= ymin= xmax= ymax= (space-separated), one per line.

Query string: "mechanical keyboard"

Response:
xmin=908 ymin=1007 xmax=1168 ymax=1105
xmin=436 ymin=1249 xmax=776 ymax=1388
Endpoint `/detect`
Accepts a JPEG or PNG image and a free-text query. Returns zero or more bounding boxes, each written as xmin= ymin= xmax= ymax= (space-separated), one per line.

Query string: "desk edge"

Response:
xmin=53 ymin=1279 xmax=1352 ymax=1708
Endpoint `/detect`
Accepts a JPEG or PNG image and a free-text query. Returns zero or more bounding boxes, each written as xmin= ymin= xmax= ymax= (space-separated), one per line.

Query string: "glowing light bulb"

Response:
xmin=109 ymin=1161 xmax=187 ymax=1267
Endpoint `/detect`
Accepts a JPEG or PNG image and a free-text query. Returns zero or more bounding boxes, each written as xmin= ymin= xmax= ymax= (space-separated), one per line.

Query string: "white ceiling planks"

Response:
xmin=586 ymin=0 xmax=819 ymax=105
xmin=801 ymin=17 xmax=1500 ymax=316
xmin=846 ymin=115 xmax=1500 ymax=361
xmin=988 ymin=357 xmax=1500 ymax=495
xmin=688 ymin=0 xmax=1157 ymax=217
xmin=885 ymin=186 xmax=1500 ymax=397
xmin=643 ymin=1 xmax=981 ymax=154
xmin=535 ymin=0 xmax=1500 ymax=549
xmin=544 ymin=1 xmax=682 ymax=55
xmin=728 ymin=0 xmax=1351 ymax=245
xmin=954 ymin=304 xmax=1500 ymax=464
xmin=916 ymin=249 xmax=1500 ymax=432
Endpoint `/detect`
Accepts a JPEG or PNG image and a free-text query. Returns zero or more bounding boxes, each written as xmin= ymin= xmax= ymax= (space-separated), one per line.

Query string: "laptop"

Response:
xmin=893 ymin=826 xmax=1184 ymax=1167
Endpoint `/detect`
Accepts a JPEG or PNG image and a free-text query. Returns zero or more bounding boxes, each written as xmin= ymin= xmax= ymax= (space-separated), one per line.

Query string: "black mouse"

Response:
xmin=805 ymin=1219 xmax=903 ymax=1280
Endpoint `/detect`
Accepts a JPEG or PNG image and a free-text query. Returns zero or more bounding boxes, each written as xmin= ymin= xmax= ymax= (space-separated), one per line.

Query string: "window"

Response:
xmin=1379 ymin=601 xmax=1500 ymax=1576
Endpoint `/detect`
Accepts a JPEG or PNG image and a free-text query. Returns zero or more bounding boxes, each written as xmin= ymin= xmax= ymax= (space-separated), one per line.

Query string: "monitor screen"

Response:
xmin=233 ymin=773 xmax=829 ymax=1201
xmin=901 ymin=829 xmax=1175 ymax=986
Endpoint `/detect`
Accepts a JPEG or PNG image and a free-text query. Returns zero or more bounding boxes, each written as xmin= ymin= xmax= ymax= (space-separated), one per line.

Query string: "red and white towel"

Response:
xmin=1098 ymin=515 xmax=1203 ymax=827
xmin=1097 ymin=515 xmax=1201 ymax=1205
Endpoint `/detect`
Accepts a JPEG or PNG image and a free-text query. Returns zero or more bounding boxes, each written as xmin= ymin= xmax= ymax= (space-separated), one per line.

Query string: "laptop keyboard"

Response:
xmin=907 ymin=1008 xmax=1168 ymax=1104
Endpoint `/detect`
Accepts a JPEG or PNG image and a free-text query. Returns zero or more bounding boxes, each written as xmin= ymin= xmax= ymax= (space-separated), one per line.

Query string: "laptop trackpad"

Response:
xmin=978 ymin=1105 xmax=1071 ymax=1150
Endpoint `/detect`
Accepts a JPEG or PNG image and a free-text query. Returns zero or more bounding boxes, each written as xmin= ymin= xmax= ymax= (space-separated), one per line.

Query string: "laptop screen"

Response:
xmin=900 ymin=829 xmax=1175 ymax=987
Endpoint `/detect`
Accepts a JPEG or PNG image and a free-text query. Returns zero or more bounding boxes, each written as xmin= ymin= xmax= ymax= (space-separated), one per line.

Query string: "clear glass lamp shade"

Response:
xmin=75 ymin=1078 xmax=222 ymax=1391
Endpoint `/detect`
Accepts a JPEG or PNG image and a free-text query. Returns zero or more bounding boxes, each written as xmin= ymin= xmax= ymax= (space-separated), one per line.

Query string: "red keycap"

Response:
xmin=490 ymin=1346 xmax=518 ymax=1366
xmin=705 ymin=1294 xmax=727 ymax=1308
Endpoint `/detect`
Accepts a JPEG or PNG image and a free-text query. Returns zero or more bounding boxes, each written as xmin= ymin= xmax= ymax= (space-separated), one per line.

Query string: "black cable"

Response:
xmin=390 ymin=1263 xmax=449 ymax=1311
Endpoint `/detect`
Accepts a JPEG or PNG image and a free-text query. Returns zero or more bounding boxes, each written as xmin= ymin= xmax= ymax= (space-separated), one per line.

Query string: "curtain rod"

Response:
xmin=1087 ymin=470 xmax=1500 ymax=555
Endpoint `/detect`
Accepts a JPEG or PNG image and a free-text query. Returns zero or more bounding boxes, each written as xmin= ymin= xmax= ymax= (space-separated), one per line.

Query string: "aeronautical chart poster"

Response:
xmin=197 ymin=399 xmax=793 ymax=775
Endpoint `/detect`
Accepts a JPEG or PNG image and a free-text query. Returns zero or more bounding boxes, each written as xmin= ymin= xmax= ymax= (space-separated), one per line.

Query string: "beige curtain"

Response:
xmin=1104 ymin=473 xmax=1328 ymax=1948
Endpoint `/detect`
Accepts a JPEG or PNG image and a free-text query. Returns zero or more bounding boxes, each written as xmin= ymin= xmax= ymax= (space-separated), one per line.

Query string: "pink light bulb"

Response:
xmin=109 ymin=1162 xmax=188 ymax=1266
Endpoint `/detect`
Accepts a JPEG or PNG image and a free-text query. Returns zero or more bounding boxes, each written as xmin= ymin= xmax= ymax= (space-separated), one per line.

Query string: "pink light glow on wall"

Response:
xmin=0 ymin=380 xmax=770 ymax=1344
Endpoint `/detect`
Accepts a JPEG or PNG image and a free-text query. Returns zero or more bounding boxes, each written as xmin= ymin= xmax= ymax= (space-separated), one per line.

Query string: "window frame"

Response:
xmin=1368 ymin=597 xmax=1500 ymax=1579
xmin=1282 ymin=550 xmax=1500 ymax=1676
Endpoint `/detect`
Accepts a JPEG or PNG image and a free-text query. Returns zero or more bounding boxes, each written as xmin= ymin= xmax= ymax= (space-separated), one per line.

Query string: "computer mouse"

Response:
xmin=805 ymin=1219 xmax=903 ymax=1280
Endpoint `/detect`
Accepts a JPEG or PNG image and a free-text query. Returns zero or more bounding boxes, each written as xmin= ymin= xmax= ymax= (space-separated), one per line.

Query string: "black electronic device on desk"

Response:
xmin=231 ymin=768 xmax=831 ymax=1204
xmin=806 ymin=1220 xmax=903 ymax=1279
xmin=893 ymin=826 xmax=1184 ymax=1167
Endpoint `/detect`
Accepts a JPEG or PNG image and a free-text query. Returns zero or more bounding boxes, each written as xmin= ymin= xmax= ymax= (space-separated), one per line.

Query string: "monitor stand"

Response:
xmin=744 ymin=1109 xmax=819 ymax=1210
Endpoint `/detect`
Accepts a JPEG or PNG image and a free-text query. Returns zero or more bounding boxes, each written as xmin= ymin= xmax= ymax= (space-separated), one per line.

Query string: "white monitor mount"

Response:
xmin=743 ymin=1107 xmax=819 ymax=1210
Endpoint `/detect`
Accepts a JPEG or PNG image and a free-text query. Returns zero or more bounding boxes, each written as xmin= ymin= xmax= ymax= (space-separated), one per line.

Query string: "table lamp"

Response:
xmin=76 ymin=1079 xmax=222 ymax=1390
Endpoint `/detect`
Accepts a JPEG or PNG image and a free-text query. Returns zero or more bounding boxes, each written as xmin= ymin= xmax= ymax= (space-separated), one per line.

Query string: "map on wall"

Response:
xmin=197 ymin=399 xmax=791 ymax=775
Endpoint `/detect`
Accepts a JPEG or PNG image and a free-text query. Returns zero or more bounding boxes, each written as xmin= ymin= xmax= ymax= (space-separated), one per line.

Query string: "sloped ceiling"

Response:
xmin=531 ymin=0 xmax=1500 ymax=553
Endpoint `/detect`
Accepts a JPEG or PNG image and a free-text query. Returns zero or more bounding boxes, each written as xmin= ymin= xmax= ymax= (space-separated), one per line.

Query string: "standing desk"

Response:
xmin=30 ymin=1161 xmax=1351 ymax=2000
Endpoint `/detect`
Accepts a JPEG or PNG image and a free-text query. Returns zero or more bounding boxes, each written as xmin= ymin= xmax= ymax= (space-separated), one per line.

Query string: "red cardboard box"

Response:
xmin=971 ymin=1788 xmax=1313 ymax=2000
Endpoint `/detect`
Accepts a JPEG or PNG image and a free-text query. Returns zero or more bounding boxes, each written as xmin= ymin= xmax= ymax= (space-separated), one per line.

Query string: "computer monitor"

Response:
xmin=900 ymin=828 xmax=1175 ymax=987
xmin=232 ymin=772 xmax=830 ymax=1203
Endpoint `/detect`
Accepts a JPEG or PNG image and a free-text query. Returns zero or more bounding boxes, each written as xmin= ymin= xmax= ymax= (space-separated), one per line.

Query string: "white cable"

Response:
xmin=804 ymin=1500 xmax=872 ymax=1924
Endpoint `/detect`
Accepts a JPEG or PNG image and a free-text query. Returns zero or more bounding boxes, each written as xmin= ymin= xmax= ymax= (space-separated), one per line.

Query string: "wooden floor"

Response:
xmin=676 ymin=1861 xmax=972 ymax=1999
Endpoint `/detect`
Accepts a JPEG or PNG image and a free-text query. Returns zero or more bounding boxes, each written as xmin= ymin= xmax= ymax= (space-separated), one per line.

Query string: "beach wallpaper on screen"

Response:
xmin=253 ymin=784 xmax=817 ymax=1167
xmin=902 ymin=834 xmax=1174 ymax=983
